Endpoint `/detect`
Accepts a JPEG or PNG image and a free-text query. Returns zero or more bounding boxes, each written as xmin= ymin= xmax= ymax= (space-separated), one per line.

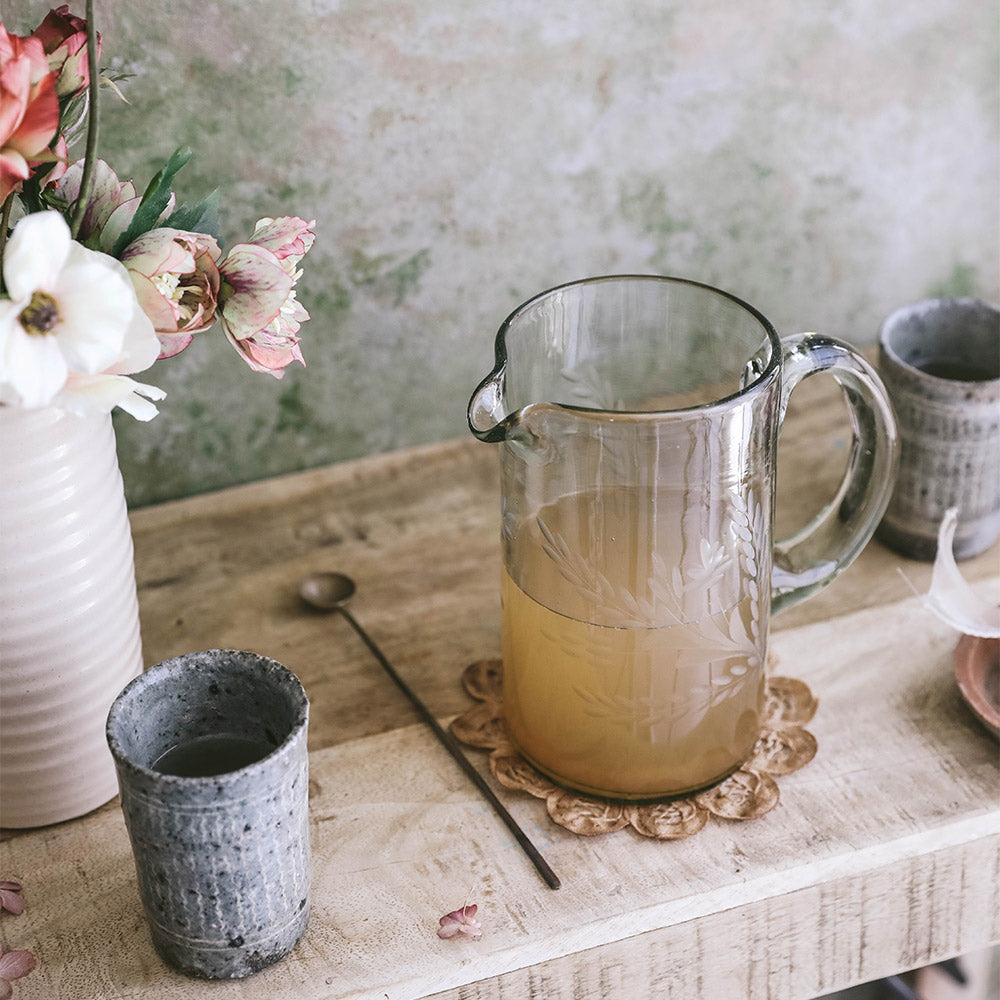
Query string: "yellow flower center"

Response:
xmin=18 ymin=291 xmax=60 ymax=335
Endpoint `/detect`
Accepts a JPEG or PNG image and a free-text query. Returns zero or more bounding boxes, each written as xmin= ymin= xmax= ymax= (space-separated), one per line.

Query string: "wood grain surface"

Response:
xmin=2 ymin=370 xmax=998 ymax=999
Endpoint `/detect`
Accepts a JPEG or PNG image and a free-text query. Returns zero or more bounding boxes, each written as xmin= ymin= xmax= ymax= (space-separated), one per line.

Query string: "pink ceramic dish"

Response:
xmin=954 ymin=633 xmax=1000 ymax=739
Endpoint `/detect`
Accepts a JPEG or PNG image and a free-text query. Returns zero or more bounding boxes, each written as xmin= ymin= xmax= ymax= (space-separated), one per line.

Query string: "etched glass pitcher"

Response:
xmin=468 ymin=276 xmax=898 ymax=800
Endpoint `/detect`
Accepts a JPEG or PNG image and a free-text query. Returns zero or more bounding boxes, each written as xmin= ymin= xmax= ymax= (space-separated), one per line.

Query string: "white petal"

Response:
xmin=74 ymin=252 xmax=160 ymax=376
xmin=55 ymin=374 xmax=166 ymax=420
xmin=0 ymin=321 xmax=69 ymax=407
xmin=0 ymin=299 xmax=22 ymax=362
xmin=920 ymin=508 xmax=1000 ymax=638
xmin=52 ymin=250 xmax=136 ymax=373
xmin=108 ymin=302 xmax=160 ymax=375
xmin=3 ymin=213 xmax=72 ymax=298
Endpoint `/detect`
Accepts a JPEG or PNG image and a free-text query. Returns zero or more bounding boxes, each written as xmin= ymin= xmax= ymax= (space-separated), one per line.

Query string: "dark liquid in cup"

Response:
xmin=152 ymin=734 xmax=272 ymax=777
xmin=917 ymin=359 xmax=995 ymax=382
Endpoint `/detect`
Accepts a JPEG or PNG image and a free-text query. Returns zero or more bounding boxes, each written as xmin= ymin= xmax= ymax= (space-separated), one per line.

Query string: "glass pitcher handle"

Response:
xmin=771 ymin=333 xmax=900 ymax=615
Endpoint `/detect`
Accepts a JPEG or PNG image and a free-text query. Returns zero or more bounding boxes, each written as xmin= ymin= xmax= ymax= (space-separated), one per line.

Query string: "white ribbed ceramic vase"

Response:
xmin=0 ymin=406 xmax=144 ymax=828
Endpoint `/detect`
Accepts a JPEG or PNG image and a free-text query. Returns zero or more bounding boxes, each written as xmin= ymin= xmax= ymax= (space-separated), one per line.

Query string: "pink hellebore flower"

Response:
xmin=55 ymin=159 xmax=169 ymax=254
xmin=122 ymin=228 xmax=222 ymax=358
xmin=0 ymin=942 xmax=36 ymax=999
xmin=32 ymin=3 xmax=97 ymax=99
xmin=0 ymin=25 xmax=59 ymax=202
xmin=218 ymin=217 xmax=315 ymax=378
xmin=246 ymin=215 xmax=316 ymax=263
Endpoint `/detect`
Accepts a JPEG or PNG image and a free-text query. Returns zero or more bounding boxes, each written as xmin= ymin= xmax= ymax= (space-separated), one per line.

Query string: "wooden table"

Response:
xmin=2 ymin=376 xmax=998 ymax=999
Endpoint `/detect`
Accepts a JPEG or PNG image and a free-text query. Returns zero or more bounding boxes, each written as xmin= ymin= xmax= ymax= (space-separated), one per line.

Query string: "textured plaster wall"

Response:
xmin=6 ymin=0 xmax=999 ymax=505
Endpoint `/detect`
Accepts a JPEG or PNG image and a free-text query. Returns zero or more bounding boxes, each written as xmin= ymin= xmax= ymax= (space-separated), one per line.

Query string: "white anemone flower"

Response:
xmin=0 ymin=211 xmax=166 ymax=419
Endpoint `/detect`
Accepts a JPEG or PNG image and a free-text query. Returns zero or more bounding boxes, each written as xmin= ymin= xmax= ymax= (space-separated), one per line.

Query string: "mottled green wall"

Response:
xmin=6 ymin=0 xmax=998 ymax=505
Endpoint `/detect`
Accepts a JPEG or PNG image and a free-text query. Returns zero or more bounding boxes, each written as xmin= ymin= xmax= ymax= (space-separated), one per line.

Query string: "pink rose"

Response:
xmin=32 ymin=4 xmax=98 ymax=98
xmin=121 ymin=228 xmax=222 ymax=357
xmin=0 ymin=25 xmax=59 ymax=202
xmin=28 ymin=128 xmax=67 ymax=190
xmin=217 ymin=217 xmax=314 ymax=378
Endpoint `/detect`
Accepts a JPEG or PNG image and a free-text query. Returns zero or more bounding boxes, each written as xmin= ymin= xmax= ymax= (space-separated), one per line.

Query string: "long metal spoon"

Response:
xmin=299 ymin=571 xmax=560 ymax=890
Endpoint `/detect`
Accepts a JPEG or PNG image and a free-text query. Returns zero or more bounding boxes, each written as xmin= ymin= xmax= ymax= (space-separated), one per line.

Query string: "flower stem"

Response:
xmin=0 ymin=195 xmax=12 ymax=293
xmin=69 ymin=0 xmax=100 ymax=240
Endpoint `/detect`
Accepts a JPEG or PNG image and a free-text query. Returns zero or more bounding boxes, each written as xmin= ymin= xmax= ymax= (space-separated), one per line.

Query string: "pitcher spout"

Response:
xmin=468 ymin=363 xmax=557 ymax=463
xmin=467 ymin=365 xmax=509 ymax=442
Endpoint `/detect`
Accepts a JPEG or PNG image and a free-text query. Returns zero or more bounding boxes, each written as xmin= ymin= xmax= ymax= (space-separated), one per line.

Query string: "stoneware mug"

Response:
xmin=106 ymin=649 xmax=311 ymax=979
xmin=876 ymin=297 xmax=1000 ymax=560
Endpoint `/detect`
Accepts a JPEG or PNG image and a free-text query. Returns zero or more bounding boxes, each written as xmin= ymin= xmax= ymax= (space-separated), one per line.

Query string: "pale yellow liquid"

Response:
xmin=502 ymin=487 xmax=765 ymax=799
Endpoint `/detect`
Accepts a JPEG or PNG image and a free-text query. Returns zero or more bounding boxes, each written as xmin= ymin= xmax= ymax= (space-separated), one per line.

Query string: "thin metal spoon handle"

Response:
xmin=336 ymin=606 xmax=561 ymax=890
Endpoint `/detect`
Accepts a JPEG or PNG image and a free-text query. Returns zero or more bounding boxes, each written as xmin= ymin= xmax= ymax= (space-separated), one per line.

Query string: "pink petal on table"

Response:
xmin=0 ymin=946 xmax=36 ymax=981
xmin=437 ymin=903 xmax=482 ymax=940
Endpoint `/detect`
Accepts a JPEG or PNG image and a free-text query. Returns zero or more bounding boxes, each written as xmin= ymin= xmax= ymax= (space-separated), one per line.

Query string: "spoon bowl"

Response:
xmin=299 ymin=571 xmax=356 ymax=610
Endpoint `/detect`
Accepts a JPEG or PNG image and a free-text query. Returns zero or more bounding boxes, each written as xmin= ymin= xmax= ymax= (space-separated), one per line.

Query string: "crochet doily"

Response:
xmin=450 ymin=659 xmax=818 ymax=839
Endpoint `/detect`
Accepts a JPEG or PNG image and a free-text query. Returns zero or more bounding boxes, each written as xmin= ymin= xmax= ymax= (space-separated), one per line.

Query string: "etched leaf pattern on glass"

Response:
xmin=537 ymin=487 xmax=766 ymax=735
xmin=558 ymin=359 xmax=623 ymax=411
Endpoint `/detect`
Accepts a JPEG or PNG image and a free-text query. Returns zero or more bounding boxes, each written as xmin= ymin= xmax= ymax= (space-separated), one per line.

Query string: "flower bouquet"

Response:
xmin=0 ymin=2 xmax=316 ymax=828
xmin=1 ymin=3 xmax=315 ymax=415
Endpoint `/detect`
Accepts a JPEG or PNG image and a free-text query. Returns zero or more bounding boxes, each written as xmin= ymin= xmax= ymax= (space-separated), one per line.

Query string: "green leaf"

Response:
xmin=165 ymin=190 xmax=220 ymax=239
xmin=111 ymin=146 xmax=192 ymax=256
xmin=58 ymin=90 xmax=89 ymax=135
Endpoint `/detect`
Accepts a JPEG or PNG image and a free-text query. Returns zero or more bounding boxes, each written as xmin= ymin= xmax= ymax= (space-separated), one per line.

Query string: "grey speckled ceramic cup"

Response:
xmin=107 ymin=650 xmax=311 ymax=979
xmin=876 ymin=298 xmax=1000 ymax=561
